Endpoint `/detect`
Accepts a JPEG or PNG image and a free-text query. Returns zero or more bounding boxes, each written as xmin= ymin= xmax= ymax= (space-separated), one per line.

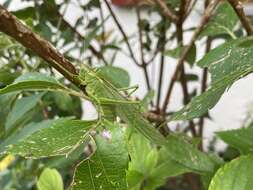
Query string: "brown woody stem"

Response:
xmin=0 ymin=5 xmax=84 ymax=90
xmin=228 ymin=0 xmax=253 ymax=35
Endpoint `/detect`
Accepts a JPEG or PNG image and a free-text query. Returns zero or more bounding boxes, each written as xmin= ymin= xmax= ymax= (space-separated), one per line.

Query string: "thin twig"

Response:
xmin=154 ymin=0 xmax=179 ymax=23
xmin=198 ymin=0 xmax=213 ymax=145
xmin=198 ymin=37 xmax=212 ymax=149
xmin=104 ymin=0 xmax=140 ymax=66
xmin=177 ymin=0 xmax=190 ymax=105
xmin=137 ymin=8 xmax=152 ymax=93
xmin=156 ymin=18 xmax=166 ymax=110
xmin=176 ymin=0 xmax=197 ymax=137
xmin=228 ymin=0 xmax=253 ymax=35
xmin=162 ymin=0 xmax=220 ymax=113
xmin=184 ymin=0 xmax=198 ymax=20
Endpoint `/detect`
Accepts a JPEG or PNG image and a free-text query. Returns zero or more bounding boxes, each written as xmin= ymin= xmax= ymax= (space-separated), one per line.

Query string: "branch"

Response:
xmin=137 ymin=7 xmax=152 ymax=92
xmin=0 ymin=5 xmax=163 ymax=125
xmin=156 ymin=17 xmax=166 ymax=110
xmin=104 ymin=0 xmax=140 ymax=66
xmin=0 ymin=5 xmax=83 ymax=90
xmin=198 ymin=37 xmax=212 ymax=149
xmin=228 ymin=0 xmax=253 ymax=35
xmin=162 ymin=0 xmax=220 ymax=113
xmin=154 ymin=0 xmax=179 ymax=23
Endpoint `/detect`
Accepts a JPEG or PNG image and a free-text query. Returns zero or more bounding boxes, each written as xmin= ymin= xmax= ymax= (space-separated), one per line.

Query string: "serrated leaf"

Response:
xmin=217 ymin=124 xmax=253 ymax=154
xmin=0 ymin=118 xmax=67 ymax=153
xmin=200 ymin=2 xmax=238 ymax=37
xmin=71 ymin=126 xmax=128 ymax=190
xmin=208 ymin=155 xmax=253 ymax=190
xmin=37 ymin=168 xmax=63 ymax=190
xmin=7 ymin=119 xmax=97 ymax=158
xmin=171 ymin=37 xmax=253 ymax=121
xmin=0 ymin=72 xmax=66 ymax=95
xmin=98 ymin=66 xmax=130 ymax=88
xmin=45 ymin=138 xmax=90 ymax=169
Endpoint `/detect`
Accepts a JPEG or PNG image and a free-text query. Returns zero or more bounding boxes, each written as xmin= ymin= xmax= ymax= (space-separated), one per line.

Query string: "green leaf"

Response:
xmin=217 ymin=124 xmax=253 ymax=154
xmin=0 ymin=34 xmax=12 ymax=49
xmin=53 ymin=92 xmax=73 ymax=111
xmin=98 ymin=66 xmax=130 ymax=88
xmin=12 ymin=7 xmax=35 ymax=20
xmin=127 ymin=132 xmax=154 ymax=174
xmin=165 ymin=44 xmax=197 ymax=66
xmin=5 ymin=93 xmax=43 ymax=131
xmin=208 ymin=155 xmax=253 ymax=190
xmin=37 ymin=168 xmax=63 ymax=190
xmin=0 ymin=119 xmax=61 ymax=153
xmin=146 ymin=159 xmax=190 ymax=190
xmin=200 ymin=2 xmax=238 ymax=37
xmin=7 ymin=119 xmax=97 ymax=158
xmin=140 ymin=90 xmax=155 ymax=112
xmin=45 ymin=138 xmax=90 ymax=169
xmin=127 ymin=132 xmax=157 ymax=189
xmin=127 ymin=170 xmax=144 ymax=190
xmin=164 ymin=134 xmax=215 ymax=173
xmin=0 ymin=93 xmax=17 ymax=137
xmin=0 ymin=72 xmax=66 ymax=95
xmin=170 ymin=37 xmax=253 ymax=121
xmin=150 ymin=147 xmax=191 ymax=179
xmin=0 ymin=70 xmax=20 ymax=86
xmin=127 ymin=133 xmax=191 ymax=190
xmin=71 ymin=125 xmax=128 ymax=190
